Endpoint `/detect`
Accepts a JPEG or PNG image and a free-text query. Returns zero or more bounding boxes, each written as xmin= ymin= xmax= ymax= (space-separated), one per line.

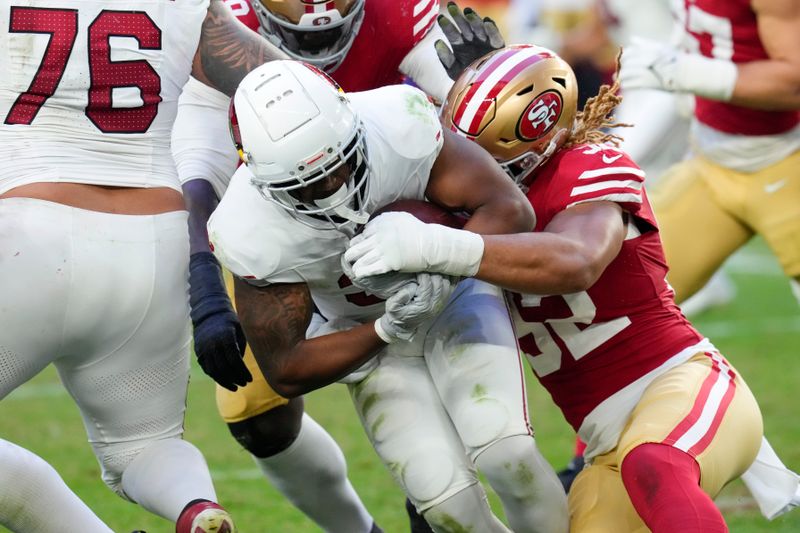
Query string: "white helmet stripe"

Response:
xmin=455 ymin=46 xmax=542 ymax=134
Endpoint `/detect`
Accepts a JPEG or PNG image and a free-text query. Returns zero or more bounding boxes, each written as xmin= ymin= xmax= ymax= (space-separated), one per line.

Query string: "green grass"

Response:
xmin=1 ymin=239 xmax=798 ymax=532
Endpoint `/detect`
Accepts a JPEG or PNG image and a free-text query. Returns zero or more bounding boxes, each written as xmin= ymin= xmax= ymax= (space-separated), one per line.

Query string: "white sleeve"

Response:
xmin=172 ymin=76 xmax=240 ymax=199
xmin=398 ymin=23 xmax=454 ymax=105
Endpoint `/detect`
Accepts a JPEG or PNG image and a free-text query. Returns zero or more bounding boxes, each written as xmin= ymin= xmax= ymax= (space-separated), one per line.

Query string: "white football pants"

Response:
xmin=0 ymin=198 xmax=197 ymax=497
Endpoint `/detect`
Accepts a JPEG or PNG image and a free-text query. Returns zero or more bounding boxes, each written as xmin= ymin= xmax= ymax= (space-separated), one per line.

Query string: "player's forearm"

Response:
xmin=730 ymin=60 xmax=800 ymax=110
xmin=192 ymin=0 xmax=288 ymax=97
xmin=183 ymin=179 xmax=219 ymax=255
xmin=268 ymin=327 xmax=385 ymax=398
xmin=476 ymin=232 xmax=616 ymax=295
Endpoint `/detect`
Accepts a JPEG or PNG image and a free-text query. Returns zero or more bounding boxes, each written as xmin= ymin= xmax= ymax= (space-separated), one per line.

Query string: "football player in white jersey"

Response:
xmin=208 ymin=60 xmax=569 ymax=533
xmin=172 ymin=2 xmax=505 ymax=531
xmin=0 ymin=0 xmax=286 ymax=531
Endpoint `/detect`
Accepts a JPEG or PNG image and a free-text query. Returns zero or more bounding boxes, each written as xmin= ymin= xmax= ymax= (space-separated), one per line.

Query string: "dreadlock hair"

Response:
xmin=563 ymin=55 xmax=631 ymax=149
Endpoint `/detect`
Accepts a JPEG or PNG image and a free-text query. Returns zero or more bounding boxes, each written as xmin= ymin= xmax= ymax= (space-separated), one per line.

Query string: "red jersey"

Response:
xmin=509 ymin=144 xmax=703 ymax=431
xmin=681 ymin=0 xmax=799 ymax=135
xmin=225 ymin=0 xmax=439 ymax=92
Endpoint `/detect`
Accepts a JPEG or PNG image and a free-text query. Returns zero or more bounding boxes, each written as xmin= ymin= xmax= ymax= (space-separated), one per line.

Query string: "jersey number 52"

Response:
xmin=5 ymin=7 xmax=162 ymax=133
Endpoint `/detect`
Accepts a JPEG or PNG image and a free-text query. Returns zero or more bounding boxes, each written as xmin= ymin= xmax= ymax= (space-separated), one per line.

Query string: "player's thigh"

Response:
xmin=215 ymin=344 xmax=289 ymax=423
xmin=650 ymin=158 xmax=751 ymax=301
xmin=618 ymin=351 xmax=762 ymax=497
xmin=0 ymin=199 xmax=74 ymax=397
xmin=744 ymin=149 xmax=800 ymax=279
xmin=568 ymin=451 xmax=647 ymax=533
xmin=55 ymin=211 xmax=192 ymax=447
xmin=347 ymin=354 xmax=478 ymax=511
xmin=425 ymin=279 xmax=531 ymax=457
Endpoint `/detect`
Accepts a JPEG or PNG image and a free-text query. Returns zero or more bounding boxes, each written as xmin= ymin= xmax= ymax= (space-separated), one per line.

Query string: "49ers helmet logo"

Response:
xmin=517 ymin=90 xmax=563 ymax=141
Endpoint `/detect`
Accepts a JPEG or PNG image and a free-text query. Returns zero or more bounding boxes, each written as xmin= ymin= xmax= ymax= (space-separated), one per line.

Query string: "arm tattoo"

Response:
xmin=234 ymin=279 xmax=312 ymax=373
xmin=193 ymin=0 xmax=288 ymax=96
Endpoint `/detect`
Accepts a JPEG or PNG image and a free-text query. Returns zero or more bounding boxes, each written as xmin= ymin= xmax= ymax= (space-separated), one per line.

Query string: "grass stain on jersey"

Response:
xmin=370 ymin=412 xmax=387 ymax=438
xmin=405 ymin=91 xmax=437 ymax=127
xmin=424 ymin=511 xmax=474 ymax=533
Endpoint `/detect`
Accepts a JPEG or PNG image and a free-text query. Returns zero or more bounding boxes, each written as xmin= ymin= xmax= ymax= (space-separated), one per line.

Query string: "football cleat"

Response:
xmin=176 ymin=499 xmax=236 ymax=533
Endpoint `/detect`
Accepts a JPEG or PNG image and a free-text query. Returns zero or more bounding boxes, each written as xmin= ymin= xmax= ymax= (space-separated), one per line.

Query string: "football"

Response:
xmin=370 ymin=199 xmax=467 ymax=229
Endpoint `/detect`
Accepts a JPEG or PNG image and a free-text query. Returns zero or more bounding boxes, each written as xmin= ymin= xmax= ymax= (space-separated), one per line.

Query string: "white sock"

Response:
xmin=255 ymin=413 xmax=374 ymax=533
xmin=121 ymin=438 xmax=217 ymax=521
xmin=0 ymin=439 xmax=113 ymax=532
xmin=475 ymin=435 xmax=569 ymax=533
xmin=423 ymin=483 xmax=509 ymax=533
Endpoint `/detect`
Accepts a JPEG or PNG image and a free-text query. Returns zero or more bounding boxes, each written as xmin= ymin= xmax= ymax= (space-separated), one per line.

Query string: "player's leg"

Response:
xmin=741 ymin=149 xmax=800 ymax=301
xmin=649 ymin=156 xmax=752 ymax=303
xmin=617 ymin=351 xmax=763 ymax=532
xmin=0 ymin=439 xmax=115 ymax=533
xmin=567 ymin=450 xmax=648 ymax=533
xmin=425 ymin=279 xmax=568 ymax=533
xmin=53 ymin=210 xmax=231 ymax=530
xmin=0 ymin=199 xmax=114 ymax=531
xmin=348 ymin=353 xmax=509 ymax=532
xmin=220 ymin=282 xmax=377 ymax=533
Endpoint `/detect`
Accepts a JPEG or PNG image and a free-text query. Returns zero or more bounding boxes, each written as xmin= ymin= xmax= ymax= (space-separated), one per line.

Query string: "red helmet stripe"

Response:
xmin=454 ymin=47 xmax=549 ymax=136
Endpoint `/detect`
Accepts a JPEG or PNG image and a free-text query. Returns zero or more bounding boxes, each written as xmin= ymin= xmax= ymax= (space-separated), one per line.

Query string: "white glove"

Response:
xmin=344 ymin=212 xmax=484 ymax=279
xmin=619 ymin=37 xmax=737 ymax=101
xmin=340 ymin=253 xmax=416 ymax=300
xmin=374 ymin=272 xmax=457 ymax=343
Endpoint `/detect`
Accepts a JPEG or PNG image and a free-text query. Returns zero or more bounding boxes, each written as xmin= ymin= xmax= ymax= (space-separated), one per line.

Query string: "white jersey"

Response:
xmin=0 ymin=0 xmax=208 ymax=194
xmin=208 ymin=84 xmax=443 ymax=322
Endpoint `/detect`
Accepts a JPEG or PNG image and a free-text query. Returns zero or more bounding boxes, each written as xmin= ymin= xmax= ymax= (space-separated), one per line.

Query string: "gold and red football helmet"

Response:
xmin=441 ymin=44 xmax=578 ymax=187
xmin=252 ymin=0 xmax=365 ymax=72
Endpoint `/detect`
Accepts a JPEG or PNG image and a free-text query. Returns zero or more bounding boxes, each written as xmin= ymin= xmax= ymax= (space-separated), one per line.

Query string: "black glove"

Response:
xmin=189 ymin=252 xmax=252 ymax=391
xmin=435 ymin=1 xmax=505 ymax=80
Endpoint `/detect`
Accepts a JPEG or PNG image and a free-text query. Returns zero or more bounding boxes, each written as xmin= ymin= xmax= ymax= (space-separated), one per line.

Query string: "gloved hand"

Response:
xmin=189 ymin=252 xmax=253 ymax=391
xmin=340 ymin=253 xmax=416 ymax=299
xmin=374 ymin=272 xmax=458 ymax=343
xmin=618 ymin=37 xmax=737 ymax=101
xmin=343 ymin=211 xmax=484 ymax=279
xmin=435 ymin=1 xmax=505 ymax=80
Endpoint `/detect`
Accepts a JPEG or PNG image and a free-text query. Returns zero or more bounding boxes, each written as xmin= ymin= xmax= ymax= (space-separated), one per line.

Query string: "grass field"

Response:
xmin=1 ymin=239 xmax=798 ymax=532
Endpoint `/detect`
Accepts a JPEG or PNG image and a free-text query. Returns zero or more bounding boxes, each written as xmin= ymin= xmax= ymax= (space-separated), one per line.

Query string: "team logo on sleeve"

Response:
xmin=517 ymin=90 xmax=563 ymax=141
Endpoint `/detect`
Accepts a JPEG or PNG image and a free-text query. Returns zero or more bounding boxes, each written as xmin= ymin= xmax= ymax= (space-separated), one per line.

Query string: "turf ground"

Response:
xmin=1 ymin=238 xmax=798 ymax=532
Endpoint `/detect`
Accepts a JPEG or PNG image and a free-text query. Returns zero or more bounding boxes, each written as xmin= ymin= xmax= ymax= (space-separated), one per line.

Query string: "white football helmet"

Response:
xmin=251 ymin=0 xmax=365 ymax=72
xmin=230 ymin=60 xmax=371 ymax=229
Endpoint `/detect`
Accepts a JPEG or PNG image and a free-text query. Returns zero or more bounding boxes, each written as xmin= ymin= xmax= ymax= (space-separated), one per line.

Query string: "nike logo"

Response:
xmin=602 ymin=153 xmax=623 ymax=164
xmin=764 ymin=179 xmax=787 ymax=194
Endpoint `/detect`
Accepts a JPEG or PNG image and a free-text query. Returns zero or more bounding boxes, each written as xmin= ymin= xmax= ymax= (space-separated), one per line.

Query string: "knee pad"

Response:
xmin=452 ymin=395 xmax=511 ymax=452
xmin=402 ymin=448 xmax=458 ymax=509
xmin=227 ymin=403 xmax=303 ymax=458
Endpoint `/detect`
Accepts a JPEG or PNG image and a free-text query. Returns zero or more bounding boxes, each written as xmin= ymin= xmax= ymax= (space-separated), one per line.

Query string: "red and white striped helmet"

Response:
xmin=441 ymin=44 xmax=578 ymax=187
xmin=252 ymin=0 xmax=365 ymax=72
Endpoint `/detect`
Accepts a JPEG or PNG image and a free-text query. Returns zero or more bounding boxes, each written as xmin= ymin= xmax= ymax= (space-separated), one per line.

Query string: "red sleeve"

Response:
xmin=222 ymin=0 xmax=261 ymax=33
xmin=547 ymin=144 xmax=647 ymax=218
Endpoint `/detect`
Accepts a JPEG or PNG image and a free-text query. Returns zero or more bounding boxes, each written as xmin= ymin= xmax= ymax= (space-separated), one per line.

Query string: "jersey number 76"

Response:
xmin=5 ymin=7 xmax=162 ymax=133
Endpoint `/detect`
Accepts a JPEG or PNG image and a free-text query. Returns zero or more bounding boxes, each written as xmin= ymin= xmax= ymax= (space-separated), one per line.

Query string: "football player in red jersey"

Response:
xmin=172 ymin=2 xmax=505 ymax=532
xmin=619 ymin=0 xmax=800 ymax=306
xmin=345 ymin=45 xmax=766 ymax=532
xmin=0 ymin=0 xmax=290 ymax=531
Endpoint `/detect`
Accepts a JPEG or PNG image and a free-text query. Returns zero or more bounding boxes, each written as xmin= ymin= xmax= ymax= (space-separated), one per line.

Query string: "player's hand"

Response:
xmin=619 ymin=37 xmax=736 ymax=101
xmin=189 ymin=252 xmax=253 ymax=391
xmin=435 ymin=1 xmax=505 ymax=80
xmin=375 ymin=272 xmax=457 ymax=343
xmin=340 ymin=253 xmax=416 ymax=299
xmin=344 ymin=211 xmax=484 ymax=278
